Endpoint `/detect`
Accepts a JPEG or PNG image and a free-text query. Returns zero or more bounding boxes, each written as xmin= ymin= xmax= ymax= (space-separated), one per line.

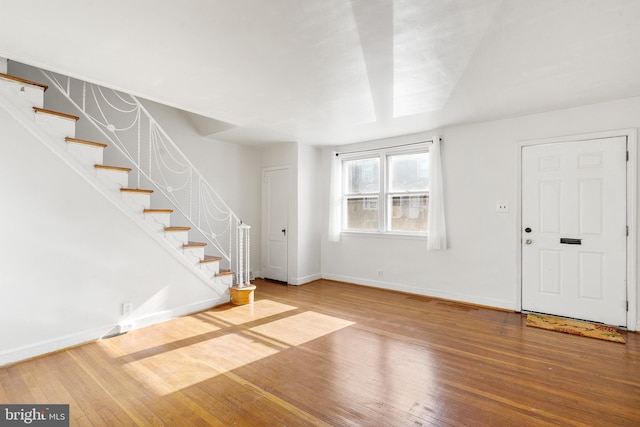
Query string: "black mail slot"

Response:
xmin=560 ymin=238 xmax=582 ymax=245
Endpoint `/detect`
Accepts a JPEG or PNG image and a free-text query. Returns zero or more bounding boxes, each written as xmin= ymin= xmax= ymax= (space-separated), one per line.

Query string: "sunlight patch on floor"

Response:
xmin=249 ymin=311 xmax=355 ymax=346
xmin=109 ymin=301 xmax=355 ymax=396
xmin=122 ymin=346 xmax=222 ymax=395
xmin=123 ymin=332 xmax=280 ymax=395
xmin=99 ymin=315 xmax=222 ymax=357
xmin=209 ymin=299 xmax=298 ymax=325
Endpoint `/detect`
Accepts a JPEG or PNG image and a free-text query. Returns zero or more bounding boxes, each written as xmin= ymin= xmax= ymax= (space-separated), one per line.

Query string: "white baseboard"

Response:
xmin=129 ymin=296 xmax=229 ymax=330
xmin=321 ymin=273 xmax=518 ymax=311
xmin=0 ymin=296 xmax=229 ymax=367
xmin=288 ymin=273 xmax=322 ymax=286
xmin=0 ymin=325 xmax=112 ymax=367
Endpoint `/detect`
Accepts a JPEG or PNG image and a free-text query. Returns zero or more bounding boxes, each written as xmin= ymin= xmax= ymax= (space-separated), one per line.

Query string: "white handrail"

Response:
xmin=39 ymin=70 xmax=248 ymax=282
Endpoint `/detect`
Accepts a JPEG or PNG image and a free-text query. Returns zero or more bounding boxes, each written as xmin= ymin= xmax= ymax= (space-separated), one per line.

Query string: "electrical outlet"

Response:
xmin=122 ymin=302 xmax=132 ymax=317
xmin=496 ymin=202 xmax=509 ymax=212
xmin=378 ymin=270 xmax=383 ymax=278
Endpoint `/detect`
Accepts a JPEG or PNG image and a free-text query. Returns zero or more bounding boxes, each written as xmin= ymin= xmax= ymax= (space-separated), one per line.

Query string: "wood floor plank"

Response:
xmin=1 ymin=365 xmax=35 ymax=402
xmin=0 ymin=278 xmax=638 ymax=425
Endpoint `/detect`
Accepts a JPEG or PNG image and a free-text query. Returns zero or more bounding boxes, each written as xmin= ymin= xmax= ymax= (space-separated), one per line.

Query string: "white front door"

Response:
xmin=262 ymin=168 xmax=289 ymax=282
xmin=521 ymin=136 xmax=627 ymax=326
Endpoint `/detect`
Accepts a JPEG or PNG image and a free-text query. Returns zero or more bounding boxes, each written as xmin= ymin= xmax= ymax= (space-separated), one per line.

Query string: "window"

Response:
xmin=387 ymin=152 xmax=429 ymax=233
xmin=343 ymin=157 xmax=379 ymax=231
xmin=341 ymin=146 xmax=429 ymax=234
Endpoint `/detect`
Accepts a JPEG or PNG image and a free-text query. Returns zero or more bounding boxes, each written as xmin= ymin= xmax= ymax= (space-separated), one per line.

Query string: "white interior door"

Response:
xmin=521 ymin=136 xmax=627 ymax=326
xmin=262 ymin=168 xmax=289 ymax=282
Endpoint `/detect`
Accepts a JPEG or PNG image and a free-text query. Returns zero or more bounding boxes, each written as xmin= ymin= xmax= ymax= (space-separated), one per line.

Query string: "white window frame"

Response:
xmin=340 ymin=144 xmax=429 ymax=236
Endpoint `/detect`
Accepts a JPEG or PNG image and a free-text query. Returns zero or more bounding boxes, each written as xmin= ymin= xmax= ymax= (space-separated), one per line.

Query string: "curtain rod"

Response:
xmin=335 ymin=138 xmax=441 ymax=156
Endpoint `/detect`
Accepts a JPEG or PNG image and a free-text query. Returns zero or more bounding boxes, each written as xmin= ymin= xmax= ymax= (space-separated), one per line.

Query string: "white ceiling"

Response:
xmin=1 ymin=0 xmax=640 ymax=146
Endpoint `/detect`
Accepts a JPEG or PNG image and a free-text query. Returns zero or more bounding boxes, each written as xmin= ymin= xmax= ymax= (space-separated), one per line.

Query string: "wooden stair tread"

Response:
xmin=65 ymin=137 xmax=107 ymax=148
xmin=143 ymin=209 xmax=173 ymax=214
xmin=0 ymin=73 xmax=48 ymax=91
xmin=183 ymin=241 xmax=207 ymax=248
xmin=33 ymin=107 xmax=79 ymax=121
xmin=95 ymin=164 xmax=131 ymax=172
xmin=217 ymin=270 xmax=233 ymax=276
xmin=165 ymin=226 xmax=190 ymax=232
xmin=120 ymin=188 xmax=153 ymax=194
xmin=200 ymin=255 xmax=222 ymax=264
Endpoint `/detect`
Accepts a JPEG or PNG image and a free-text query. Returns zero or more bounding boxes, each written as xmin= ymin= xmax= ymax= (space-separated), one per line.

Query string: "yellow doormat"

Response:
xmin=526 ymin=313 xmax=625 ymax=344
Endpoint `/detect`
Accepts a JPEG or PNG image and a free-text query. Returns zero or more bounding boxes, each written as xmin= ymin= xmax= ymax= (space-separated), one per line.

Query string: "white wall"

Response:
xmin=296 ymin=144 xmax=322 ymax=284
xmin=0 ymin=105 xmax=226 ymax=366
xmin=321 ymin=96 xmax=640 ymax=329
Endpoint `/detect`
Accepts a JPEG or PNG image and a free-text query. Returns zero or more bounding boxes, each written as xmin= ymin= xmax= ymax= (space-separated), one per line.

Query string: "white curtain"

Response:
xmin=328 ymin=151 xmax=342 ymax=242
xmin=427 ymin=137 xmax=447 ymax=250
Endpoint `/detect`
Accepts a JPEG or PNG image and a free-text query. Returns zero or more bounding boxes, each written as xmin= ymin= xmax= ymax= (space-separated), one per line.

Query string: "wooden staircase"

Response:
xmin=0 ymin=71 xmax=233 ymax=287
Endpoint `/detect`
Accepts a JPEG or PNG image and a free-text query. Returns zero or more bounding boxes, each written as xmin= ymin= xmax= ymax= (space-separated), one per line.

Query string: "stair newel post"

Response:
xmin=245 ymin=224 xmax=251 ymax=286
xmin=235 ymin=222 xmax=239 ymax=286
xmin=235 ymin=222 xmax=251 ymax=287
xmin=229 ymin=216 xmax=233 ymax=273
xmin=237 ymin=222 xmax=244 ymax=288
xmin=230 ymin=223 xmax=255 ymax=305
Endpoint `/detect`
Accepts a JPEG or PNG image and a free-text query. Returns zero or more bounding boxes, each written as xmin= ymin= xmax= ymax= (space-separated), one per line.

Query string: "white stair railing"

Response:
xmin=40 ymin=70 xmax=249 ymax=285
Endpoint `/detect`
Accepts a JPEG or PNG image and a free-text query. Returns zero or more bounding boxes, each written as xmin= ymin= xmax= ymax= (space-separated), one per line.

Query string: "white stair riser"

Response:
xmin=143 ymin=212 xmax=171 ymax=233
xmin=0 ymin=77 xmax=45 ymax=109
xmin=96 ymin=169 xmax=129 ymax=192
xmin=120 ymin=192 xmax=151 ymax=213
xmin=164 ymin=230 xmax=189 ymax=248
xmin=215 ymin=274 xmax=233 ymax=287
xmin=34 ymin=112 xmax=76 ymax=139
xmin=183 ymin=246 xmax=205 ymax=264
xmin=200 ymin=261 xmax=220 ymax=277
xmin=0 ymin=58 xmax=6 ymax=74
xmin=67 ymin=143 xmax=104 ymax=169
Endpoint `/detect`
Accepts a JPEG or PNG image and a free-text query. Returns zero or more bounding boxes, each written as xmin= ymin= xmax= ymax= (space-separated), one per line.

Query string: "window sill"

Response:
xmin=340 ymin=231 xmax=427 ymax=241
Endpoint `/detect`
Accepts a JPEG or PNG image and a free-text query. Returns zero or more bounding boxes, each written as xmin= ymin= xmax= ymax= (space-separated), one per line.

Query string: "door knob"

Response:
xmin=282 ymin=228 xmax=286 ymax=236
xmin=525 ymin=239 xmax=533 ymax=245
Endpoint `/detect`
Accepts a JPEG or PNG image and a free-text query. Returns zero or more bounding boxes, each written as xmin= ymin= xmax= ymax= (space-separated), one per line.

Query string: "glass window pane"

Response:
xmin=388 ymin=152 xmax=429 ymax=192
xmin=344 ymin=157 xmax=380 ymax=194
xmin=388 ymin=195 xmax=428 ymax=232
xmin=345 ymin=197 xmax=379 ymax=230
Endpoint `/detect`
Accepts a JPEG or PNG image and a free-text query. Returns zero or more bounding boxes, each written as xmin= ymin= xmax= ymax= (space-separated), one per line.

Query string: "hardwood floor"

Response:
xmin=1 ymin=279 xmax=639 ymax=426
